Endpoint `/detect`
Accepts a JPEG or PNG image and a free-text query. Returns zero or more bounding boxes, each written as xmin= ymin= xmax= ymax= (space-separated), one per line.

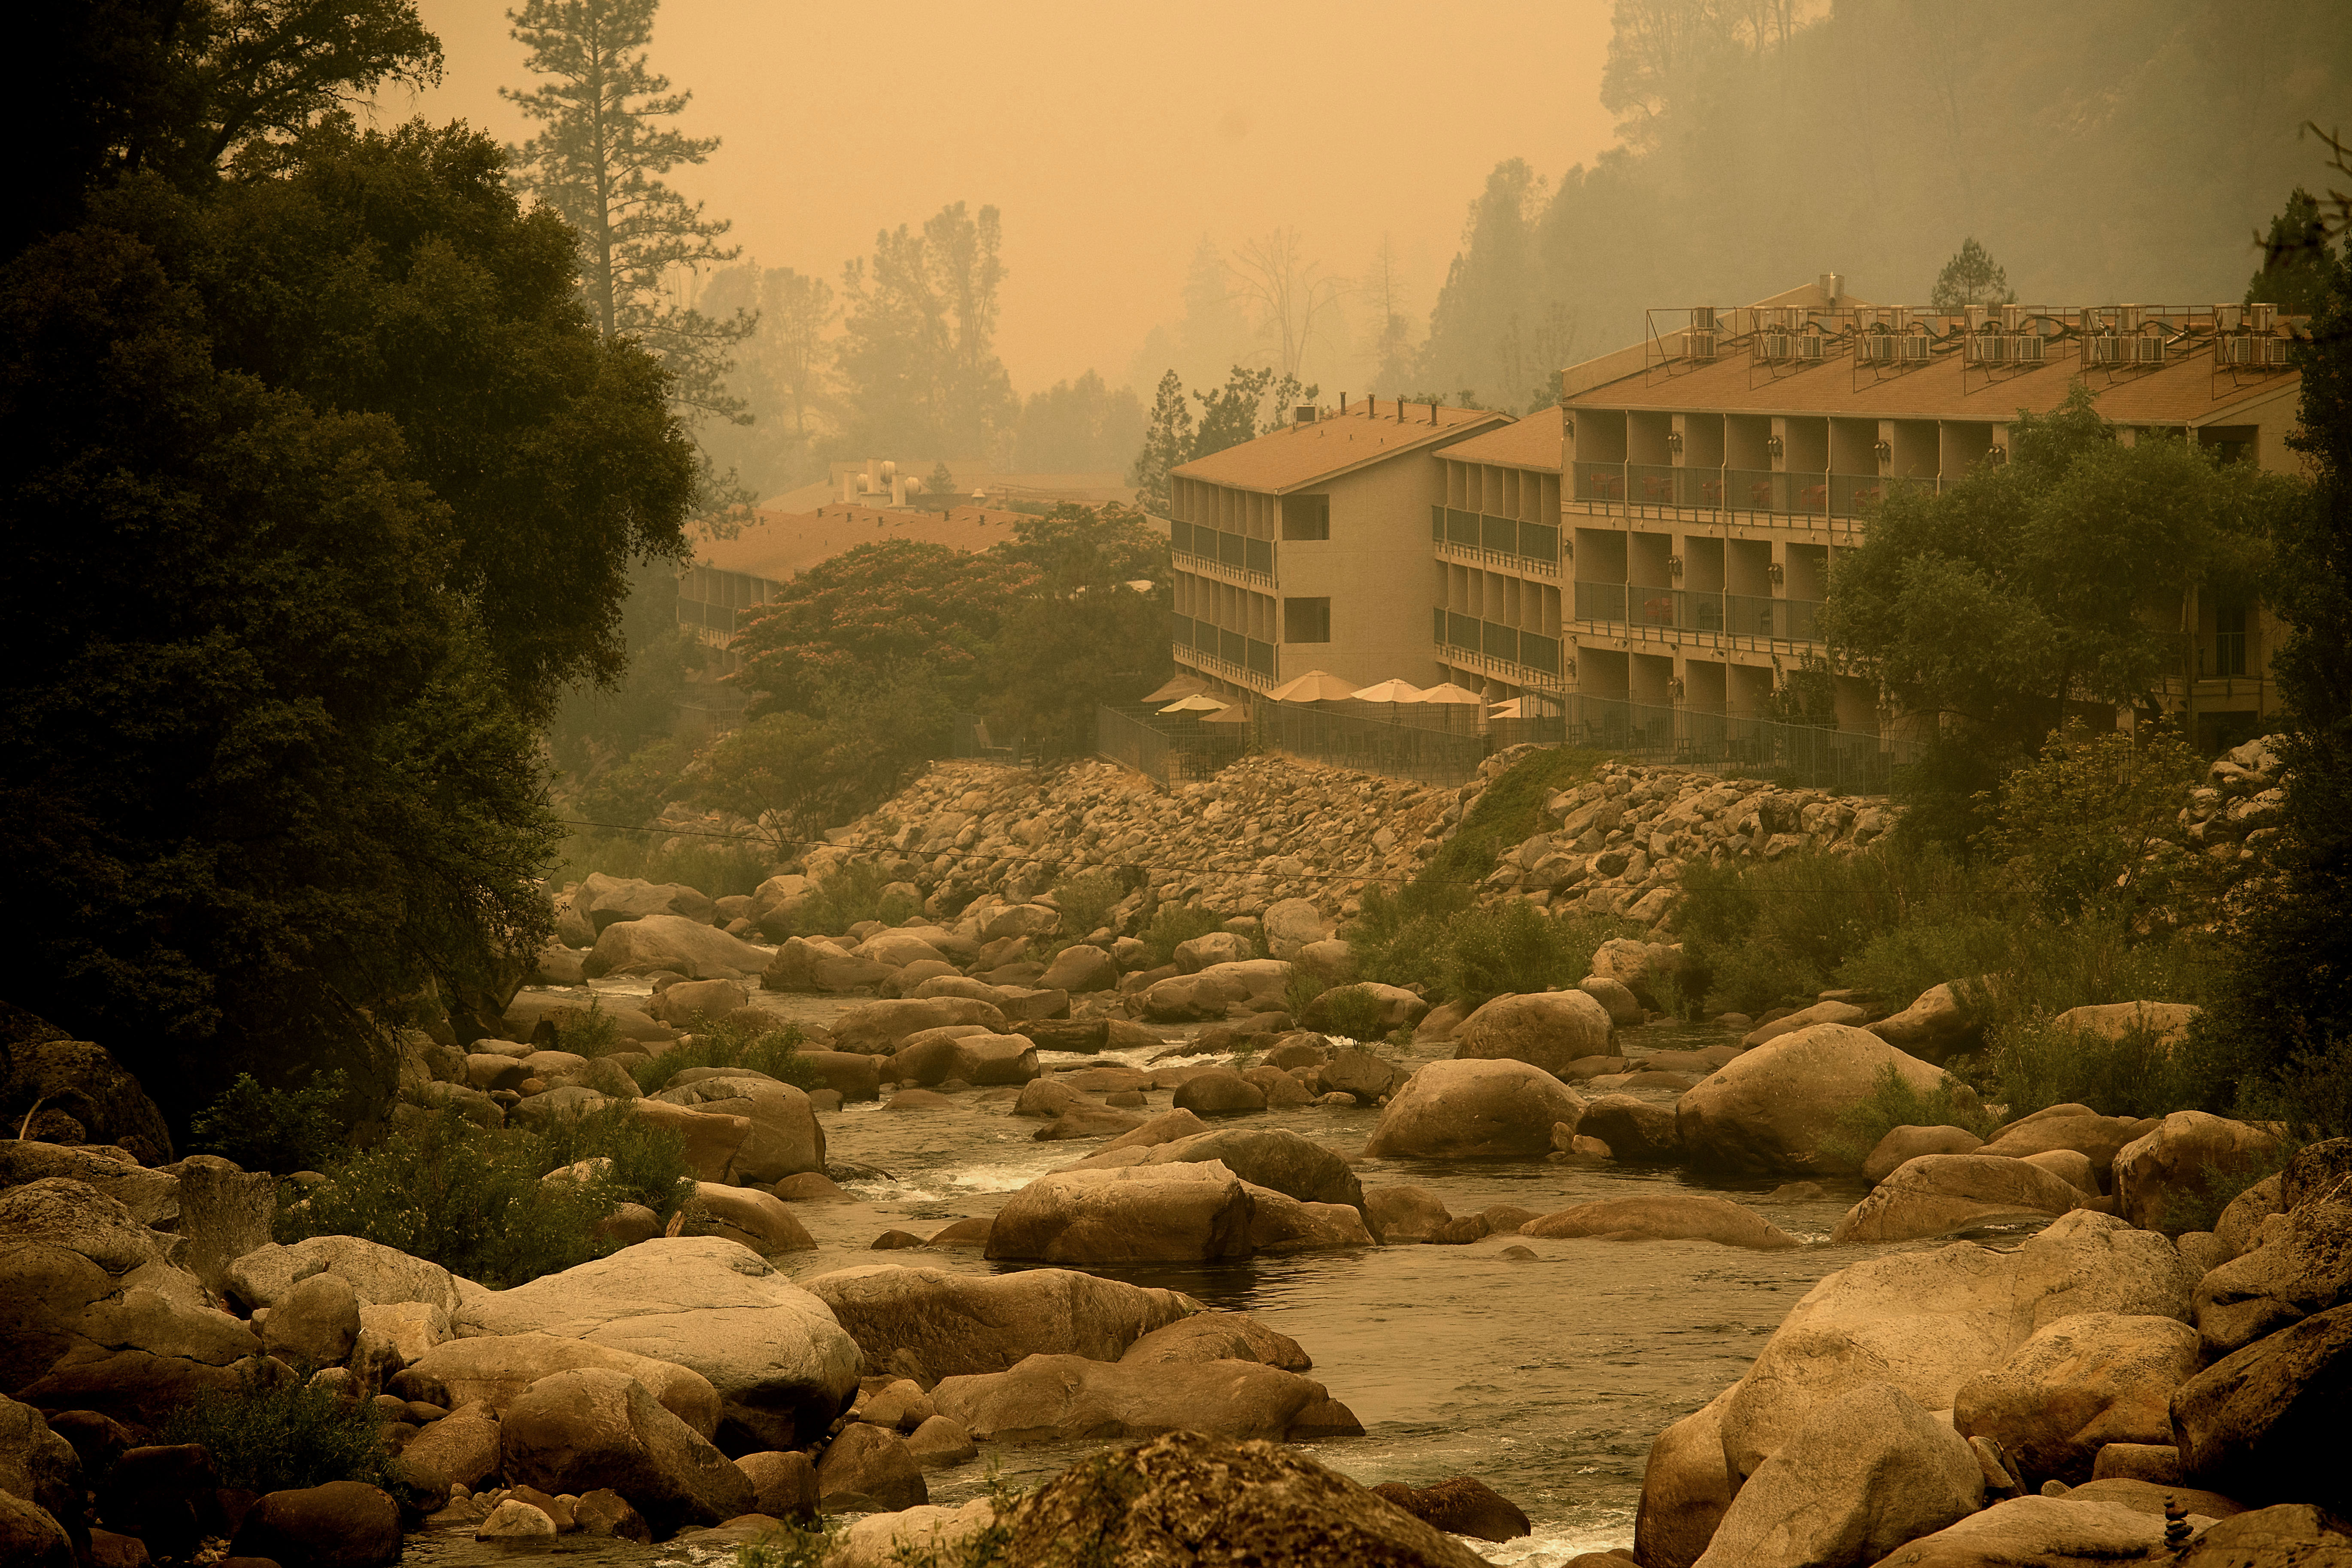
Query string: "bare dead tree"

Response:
xmin=1229 ymin=228 xmax=1348 ymax=384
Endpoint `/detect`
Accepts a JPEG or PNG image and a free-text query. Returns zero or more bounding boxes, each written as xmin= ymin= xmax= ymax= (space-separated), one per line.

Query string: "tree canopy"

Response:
xmin=1 ymin=3 xmax=695 ymax=1128
xmin=834 ymin=201 xmax=1016 ymax=458
xmin=1930 ymin=238 xmax=2016 ymax=311
xmin=2245 ymin=186 xmax=2340 ymax=316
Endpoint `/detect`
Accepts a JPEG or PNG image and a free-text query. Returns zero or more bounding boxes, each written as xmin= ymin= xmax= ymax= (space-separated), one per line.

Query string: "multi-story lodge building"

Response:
xmin=1165 ymin=274 xmax=2306 ymax=755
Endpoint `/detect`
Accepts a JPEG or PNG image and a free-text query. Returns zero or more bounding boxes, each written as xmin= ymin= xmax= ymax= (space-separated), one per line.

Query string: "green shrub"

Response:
xmin=633 ymin=1015 xmax=824 ymax=1095
xmin=1343 ymin=884 xmax=1451 ymax=994
xmin=1140 ymin=902 xmax=1226 ymax=967
xmin=736 ymin=1521 xmax=837 ymax=1568
xmin=1048 ymin=870 xmax=1126 ymax=948
xmin=642 ymin=837 xmax=776 ymax=899
xmin=1346 ymin=884 xmax=1639 ymax=1007
xmin=1979 ymin=1014 xmax=2203 ymax=1122
xmin=534 ymin=1099 xmax=696 ymax=1221
xmin=2154 ymin=1135 xmax=2294 ymax=1235
xmin=549 ymin=996 xmax=621 ymax=1056
xmin=790 ymin=860 xmax=920 ymax=939
xmin=1409 ymin=746 xmax=1608 ymax=908
xmin=164 ymin=1376 xmax=389 ymax=1493
xmin=1819 ymin=1063 xmax=2000 ymax=1168
xmin=1282 ymin=968 xmax=1328 ymax=1021
xmin=279 ymin=1110 xmax=619 ymax=1288
xmin=189 ymin=1071 xmax=349 ymax=1174
xmin=1311 ymin=984 xmax=1386 ymax=1041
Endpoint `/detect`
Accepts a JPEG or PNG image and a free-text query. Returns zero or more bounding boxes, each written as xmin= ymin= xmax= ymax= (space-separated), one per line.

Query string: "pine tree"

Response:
xmin=1128 ymin=370 xmax=1194 ymax=512
xmin=1929 ymin=237 xmax=2016 ymax=310
xmin=2245 ymin=187 xmax=2337 ymax=316
xmin=503 ymin=0 xmax=753 ymax=520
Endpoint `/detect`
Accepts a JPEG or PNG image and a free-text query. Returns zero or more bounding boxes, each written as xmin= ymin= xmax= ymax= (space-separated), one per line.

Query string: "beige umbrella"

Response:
xmin=1350 ymin=678 xmax=1428 ymax=704
xmin=1141 ymin=673 xmax=1209 ymax=705
xmin=1268 ymin=669 xmax=1359 ymax=703
xmin=1200 ymin=702 xmax=1252 ymax=725
xmin=1488 ymin=697 xmax=1525 ymax=720
xmin=1419 ymin=681 xmax=1486 ymax=704
xmin=1159 ymin=693 xmax=1228 ymax=714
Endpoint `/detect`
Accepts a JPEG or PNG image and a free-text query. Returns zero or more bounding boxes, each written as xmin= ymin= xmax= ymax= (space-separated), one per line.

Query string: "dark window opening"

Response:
xmin=1283 ymin=597 xmax=1331 ymax=643
xmin=1281 ymin=494 xmax=1330 ymax=540
xmin=2211 ymin=600 xmax=2247 ymax=678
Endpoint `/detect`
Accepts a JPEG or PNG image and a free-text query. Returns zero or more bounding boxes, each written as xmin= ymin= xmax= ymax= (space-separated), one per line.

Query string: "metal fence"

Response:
xmin=1508 ymin=690 xmax=1915 ymax=791
xmin=1262 ymin=702 xmax=1487 ymax=787
xmin=1094 ymin=704 xmax=1247 ymax=787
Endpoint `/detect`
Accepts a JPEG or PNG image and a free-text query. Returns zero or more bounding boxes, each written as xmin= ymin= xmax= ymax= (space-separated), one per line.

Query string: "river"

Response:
xmin=415 ymin=984 xmax=1917 ymax=1565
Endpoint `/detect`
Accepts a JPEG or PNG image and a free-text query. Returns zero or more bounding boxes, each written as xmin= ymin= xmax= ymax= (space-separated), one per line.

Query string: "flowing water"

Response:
xmin=419 ymin=986 xmax=1944 ymax=1565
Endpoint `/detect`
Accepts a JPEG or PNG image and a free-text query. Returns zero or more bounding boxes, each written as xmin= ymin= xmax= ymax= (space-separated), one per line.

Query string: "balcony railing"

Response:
xmin=1170 ymin=518 xmax=1274 ymax=580
xmin=1170 ymin=614 xmax=1275 ymax=680
xmin=1572 ymin=582 xmax=1824 ymax=642
xmin=1433 ymin=607 xmax=1565 ymax=676
xmin=1570 ymin=461 xmax=1939 ymax=519
xmin=1431 ymin=505 xmax=1562 ymax=571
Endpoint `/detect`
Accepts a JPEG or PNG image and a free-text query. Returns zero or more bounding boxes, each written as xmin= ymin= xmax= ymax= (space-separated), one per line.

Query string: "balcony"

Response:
xmin=1431 ymin=506 xmax=1563 ymax=575
xmin=1435 ymin=607 xmax=1565 ymax=678
xmin=1570 ymin=461 xmax=1937 ymax=523
xmin=1170 ymin=518 xmax=1274 ymax=586
xmin=1572 ymin=582 xmax=1824 ymax=645
xmin=1171 ymin=613 xmax=1276 ymax=684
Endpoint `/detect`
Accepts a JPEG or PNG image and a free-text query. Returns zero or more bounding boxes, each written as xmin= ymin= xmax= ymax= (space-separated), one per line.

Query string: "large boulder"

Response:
xmin=1830 ymin=1154 xmax=2088 ymax=1243
xmin=1740 ymin=998 xmax=1870 ymax=1049
xmin=0 ymin=1397 xmax=83 ymax=1541
xmin=691 ymin=1182 xmax=815 ymax=1256
xmin=1676 ymin=1025 xmax=1947 ymax=1176
xmin=1717 ymin=1211 xmax=2194 ymax=1487
xmin=2111 ymin=1111 xmax=2285 ymax=1235
xmin=400 ymin=1398 xmax=501 ymax=1490
xmin=1867 ymin=1495 xmax=2171 ymax=1568
xmin=582 ymin=875 xmax=715 ymax=933
xmin=0 ymin=1182 xmax=261 ymax=1428
xmin=2173 ymin=1301 xmax=2352 ymax=1515
xmin=500 ymin=1366 xmax=755 ymax=1533
xmin=1575 ymin=1094 xmax=1681 ymax=1162
xmin=652 ymin=1078 xmax=826 ymax=1182
xmin=1302 ymin=981 xmax=1426 ymax=1034
xmin=647 ymin=977 xmax=748 ymax=1028
xmin=1450 ymin=991 xmax=1615 ymax=1078
xmin=228 ymin=1480 xmax=401 ymax=1568
xmin=1119 ymin=1312 xmax=1310 ymax=1372
xmin=984 ymin=1164 xmax=1253 ymax=1264
xmin=1861 ymin=1125 xmax=1984 ymax=1184
xmin=830 ymin=998 xmax=1010 ymax=1055
xmin=799 ymin=1265 xmax=1197 ymax=1383
xmin=1261 ymin=899 xmax=1335 ymax=960
xmin=761 ymin=937 xmax=891 ymax=994
xmin=1121 ymin=1128 xmax=1365 ymax=1212
xmin=1977 ymin=1108 xmax=2156 ymax=1179
xmin=1171 ymin=1069 xmax=1267 ymax=1117
xmin=452 ymin=1237 xmax=861 ymax=1451
xmin=262 ymin=1272 xmax=360 ymax=1369
xmin=226 ymin=1234 xmax=462 ymax=1317
xmin=930 ymin=1354 xmax=1349 ymax=1444
xmin=2053 ymin=1000 xmax=2199 ymax=1050
xmin=0 ymin=1143 xmax=177 ymax=1227
xmin=1634 ymin=1389 xmax=1735 ymax=1568
xmin=1521 ymin=1195 xmax=1798 ymax=1250
xmin=406 ymin=1332 xmax=723 ymax=1438
xmin=1692 ymin=1381 xmax=1982 ymax=1568
xmin=1365 ymin=1059 xmax=1587 ymax=1159
xmin=1866 ymin=981 xmax=1985 ymax=1064
xmin=979 ymin=1430 xmax=1487 ymax=1568
xmin=1173 ymin=932 xmax=1255 ymax=972
xmin=815 ymin=1421 xmax=926 ymax=1512
xmin=1952 ymin=1313 xmax=2199 ymax=1489
xmin=1140 ymin=975 xmax=1229 ymax=1023
xmin=586 ymin=915 xmax=770 ymax=981
xmin=2192 ymin=1196 xmax=2352 ymax=1358
xmin=0 ymin=1038 xmax=173 ymax=1166
xmin=1037 ymin=945 xmax=1117 ymax=993
xmin=160 ymin=1156 xmax=277 ymax=1294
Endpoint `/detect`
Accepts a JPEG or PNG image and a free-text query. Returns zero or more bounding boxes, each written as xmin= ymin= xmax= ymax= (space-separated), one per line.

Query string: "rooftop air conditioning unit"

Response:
xmin=2009 ymin=334 xmax=2047 ymax=365
xmin=1759 ymin=331 xmax=1792 ymax=362
xmin=1856 ymin=336 xmax=1897 ymax=365
xmin=1686 ymin=329 xmax=1718 ymax=360
xmin=2213 ymin=303 xmax=2241 ymax=333
xmin=2001 ymin=304 xmax=2026 ymax=332
xmin=1692 ymin=305 xmax=1718 ymax=330
xmin=1896 ymin=336 xmax=1933 ymax=363
xmin=2218 ymin=335 xmax=2252 ymax=366
xmin=1966 ymin=305 xmax=1990 ymax=333
xmin=1795 ymin=333 xmax=1827 ymax=361
xmin=2117 ymin=304 xmax=2143 ymax=332
xmin=1967 ymin=333 xmax=2008 ymax=366
xmin=2249 ymin=303 xmax=2277 ymax=332
xmin=2130 ymin=336 xmax=2166 ymax=367
xmin=2085 ymin=336 xmax=2127 ymax=366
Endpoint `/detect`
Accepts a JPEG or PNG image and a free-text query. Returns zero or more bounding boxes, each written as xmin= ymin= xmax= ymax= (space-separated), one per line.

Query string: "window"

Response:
xmin=2212 ymin=600 xmax=2247 ymax=678
xmin=1282 ymin=597 xmax=1331 ymax=643
xmin=1281 ymin=494 xmax=1330 ymax=540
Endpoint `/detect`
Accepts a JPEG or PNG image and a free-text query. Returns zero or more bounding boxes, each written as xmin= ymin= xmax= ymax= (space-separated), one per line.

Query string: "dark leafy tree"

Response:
xmin=834 ymin=202 xmax=1016 ymax=458
xmin=2246 ymin=186 xmax=2339 ymax=316
xmin=1128 ymin=369 xmax=1194 ymax=512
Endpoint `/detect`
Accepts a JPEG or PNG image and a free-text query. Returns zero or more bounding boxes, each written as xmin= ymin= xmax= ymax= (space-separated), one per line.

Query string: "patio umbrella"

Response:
xmin=1268 ymin=669 xmax=1359 ymax=703
xmin=1200 ymin=702 xmax=1251 ymax=725
xmin=1350 ymin=678 xmax=1428 ymax=704
xmin=1418 ymin=681 xmax=1485 ymax=704
xmin=1140 ymin=673 xmax=1209 ymax=704
xmin=1159 ymin=693 xmax=1228 ymax=714
xmin=1488 ymin=697 xmax=1525 ymax=720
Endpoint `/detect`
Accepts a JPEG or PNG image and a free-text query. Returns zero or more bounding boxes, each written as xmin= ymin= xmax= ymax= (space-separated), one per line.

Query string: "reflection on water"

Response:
xmin=486 ymin=996 xmax=1940 ymax=1564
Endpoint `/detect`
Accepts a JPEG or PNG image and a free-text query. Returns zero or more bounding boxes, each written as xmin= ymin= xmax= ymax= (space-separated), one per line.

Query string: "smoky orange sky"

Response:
xmin=387 ymin=0 xmax=1619 ymax=395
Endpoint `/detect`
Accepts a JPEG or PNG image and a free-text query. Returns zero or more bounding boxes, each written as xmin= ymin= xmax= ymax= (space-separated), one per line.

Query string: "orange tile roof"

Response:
xmin=1564 ymin=336 xmax=2296 ymax=426
xmin=1442 ymin=406 xmax=1566 ymax=472
xmin=1172 ymin=400 xmax=1509 ymax=493
xmin=696 ymin=504 xmax=1029 ymax=583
